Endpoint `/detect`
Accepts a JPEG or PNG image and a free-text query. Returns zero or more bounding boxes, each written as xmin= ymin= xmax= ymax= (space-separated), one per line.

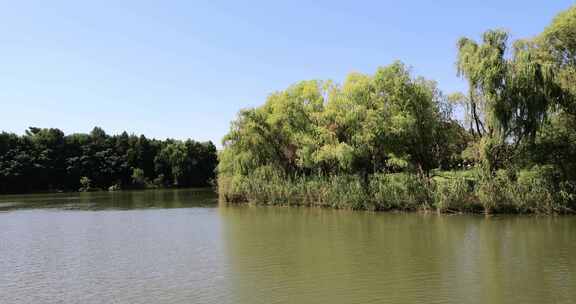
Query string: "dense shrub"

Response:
xmin=474 ymin=167 xmax=576 ymax=214
xmin=434 ymin=177 xmax=480 ymax=212
xmin=219 ymin=166 xmax=576 ymax=214
xmin=369 ymin=173 xmax=432 ymax=211
xmin=219 ymin=168 xmax=370 ymax=209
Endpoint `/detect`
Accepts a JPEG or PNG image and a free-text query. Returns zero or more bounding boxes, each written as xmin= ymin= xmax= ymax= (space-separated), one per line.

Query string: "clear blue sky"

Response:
xmin=1 ymin=1 xmax=573 ymax=146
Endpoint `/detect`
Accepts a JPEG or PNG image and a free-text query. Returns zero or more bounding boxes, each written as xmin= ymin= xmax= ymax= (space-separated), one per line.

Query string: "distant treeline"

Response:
xmin=0 ymin=127 xmax=217 ymax=194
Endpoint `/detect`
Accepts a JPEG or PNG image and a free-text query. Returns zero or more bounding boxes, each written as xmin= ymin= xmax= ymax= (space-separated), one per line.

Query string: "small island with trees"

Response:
xmin=218 ymin=5 xmax=576 ymax=214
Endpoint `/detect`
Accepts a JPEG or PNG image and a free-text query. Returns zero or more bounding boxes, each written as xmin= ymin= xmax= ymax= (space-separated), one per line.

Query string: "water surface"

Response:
xmin=1 ymin=189 xmax=575 ymax=303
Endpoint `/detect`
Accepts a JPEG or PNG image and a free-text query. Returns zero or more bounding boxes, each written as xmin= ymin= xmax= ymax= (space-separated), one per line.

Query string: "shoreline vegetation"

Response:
xmin=0 ymin=127 xmax=218 ymax=194
xmin=218 ymin=6 xmax=576 ymax=215
xmin=218 ymin=169 xmax=575 ymax=214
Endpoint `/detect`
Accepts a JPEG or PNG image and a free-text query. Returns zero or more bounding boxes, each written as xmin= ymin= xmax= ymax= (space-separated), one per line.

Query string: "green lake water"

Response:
xmin=1 ymin=189 xmax=575 ymax=303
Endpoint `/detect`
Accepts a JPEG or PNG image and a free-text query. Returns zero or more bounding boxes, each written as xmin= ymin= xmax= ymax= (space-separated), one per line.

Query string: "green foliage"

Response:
xmin=434 ymin=176 xmax=479 ymax=213
xmin=218 ymin=61 xmax=470 ymax=211
xmin=474 ymin=170 xmax=514 ymax=213
xmin=369 ymin=173 xmax=432 ymax=211
xmin=220 ymin=165 xmax=575 ymax=214
xmin=540 ymin=5 xmax=576 ymax=88
xmin=219 ymin=61 xmax=457 ymax=182
xmin=218 ymin=5 xmax=576 ymax=214
xmin=0 ymin=127 xmax=218 ymax=194
xmin=455 ymin=19 xmax=574 ymax=171
xmin=514 ymin=166 xmax=557 ymax=213
xmin=131 ymin=168 xmax=147 ymax=187
xmin=219 ymin=167 xmax=369 ymax=209
xmin=155 ymin=142 xmax=188 ymax=186
xmin=474 ymin=166 xmax=575 ymax=214
xmin=79 ymin=176 xmax=92 ymax=192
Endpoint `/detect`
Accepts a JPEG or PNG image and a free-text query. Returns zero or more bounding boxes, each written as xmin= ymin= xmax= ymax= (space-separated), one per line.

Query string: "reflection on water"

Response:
xmin=0 ymin=188 xmax=217 ymax=211
xmin=219 ymin=207 xmax=576 ymax=304
xmin=0 ymin=191 xmax=575 ymax=303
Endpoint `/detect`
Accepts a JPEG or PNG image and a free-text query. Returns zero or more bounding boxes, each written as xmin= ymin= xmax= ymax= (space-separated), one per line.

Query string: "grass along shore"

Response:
xmin=219 ymin=167 xmax=576 ymax=215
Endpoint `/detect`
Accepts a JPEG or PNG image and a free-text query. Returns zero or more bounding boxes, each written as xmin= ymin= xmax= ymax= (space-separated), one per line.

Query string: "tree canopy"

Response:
xmin=0 ymin=127 xmax=217 ymax=193
xmin=218 ymin=5 xmax=576 ymax=214
xmin=220 ymin=61 xmax=464 ymax=179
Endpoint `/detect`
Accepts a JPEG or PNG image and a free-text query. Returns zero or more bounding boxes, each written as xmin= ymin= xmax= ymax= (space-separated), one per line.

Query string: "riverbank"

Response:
xmin=218 ymin=168 xmax=576 ymax=215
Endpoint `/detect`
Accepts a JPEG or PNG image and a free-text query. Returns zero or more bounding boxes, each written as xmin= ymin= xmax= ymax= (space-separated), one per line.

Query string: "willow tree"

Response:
xmin=539 ymin=4 xmax=576 ymax=112
xmin=528 ymin=5 xmax=576 ymax=180
xmin=456 ymin=29 xmax=570 ymax=170
xmin=219 ymin=81 xmax=329 ymax=178
xmin=219 ymin=61 xmax=451 ymax=189
xmin=456 ymin=37 xmax=488 ymax=138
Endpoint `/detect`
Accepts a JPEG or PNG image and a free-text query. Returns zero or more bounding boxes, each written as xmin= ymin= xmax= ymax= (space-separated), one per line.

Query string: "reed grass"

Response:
xmin=219 ymin=166 xmax=576 ymax=214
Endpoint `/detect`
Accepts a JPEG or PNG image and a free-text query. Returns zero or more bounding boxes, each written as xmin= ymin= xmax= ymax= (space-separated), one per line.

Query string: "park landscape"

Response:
xmin=1 ymin=3 xmax=576 ymax=304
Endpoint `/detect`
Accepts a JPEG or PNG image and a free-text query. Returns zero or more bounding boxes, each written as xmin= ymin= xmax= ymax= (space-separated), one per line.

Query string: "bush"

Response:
xmin=434 ymin=176 xmax=479 ymax=212
xmin=322 ymin=175 xmax=368 ymax=209
xmin=368 ymin=173 xmax=432 ymax=211
xmin=476 ymin=169 xmax=519 ymax=213
xmin=131 ymin=168 xmax=147 ymax=188
xmin=474 ymin=166 xmax=576 ymax=214
xmin=79 ymin=176 xmax=92 ymax=192
xmin=515 ymin=165 xmax=575 ymax=213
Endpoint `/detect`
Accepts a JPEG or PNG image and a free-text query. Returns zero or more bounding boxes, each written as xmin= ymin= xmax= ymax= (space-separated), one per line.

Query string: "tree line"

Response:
xmin=218 ymin=5 xmax=576 ymax=214
xmin=0 ymin=127 xmax=217 ymax=194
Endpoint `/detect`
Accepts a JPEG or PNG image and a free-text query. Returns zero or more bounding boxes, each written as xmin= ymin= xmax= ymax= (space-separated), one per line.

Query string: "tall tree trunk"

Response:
xmin=470 ymin=90 xmax=484 ymax=137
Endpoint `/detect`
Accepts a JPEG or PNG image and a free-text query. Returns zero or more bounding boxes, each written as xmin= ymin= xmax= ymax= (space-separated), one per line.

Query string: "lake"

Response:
xmin=1 ymin=189 xmax=575 ymax=303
